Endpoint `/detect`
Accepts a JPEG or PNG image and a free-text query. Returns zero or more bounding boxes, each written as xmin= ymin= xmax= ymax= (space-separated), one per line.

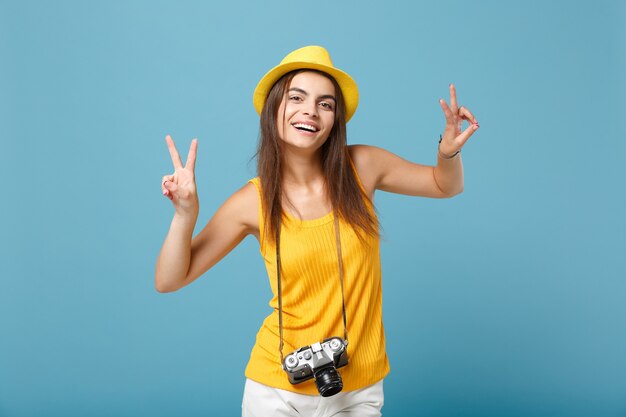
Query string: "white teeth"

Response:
xmin=293 ymin=123 xmax=318 ymax=132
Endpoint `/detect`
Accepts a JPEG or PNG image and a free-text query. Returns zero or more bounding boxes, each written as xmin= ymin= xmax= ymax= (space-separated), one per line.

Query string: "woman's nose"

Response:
xmin=302 ymin=100 xmax=318 ymax=117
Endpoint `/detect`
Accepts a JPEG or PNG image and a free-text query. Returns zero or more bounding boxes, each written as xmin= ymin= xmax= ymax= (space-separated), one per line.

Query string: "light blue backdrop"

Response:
xmin=1 ymin=1 xmax=624 ymax=416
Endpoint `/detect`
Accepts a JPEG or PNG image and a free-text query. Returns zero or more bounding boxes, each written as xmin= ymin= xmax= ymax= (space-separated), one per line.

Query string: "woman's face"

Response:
xmin=276 ymin=71 xmax=336 ymax=153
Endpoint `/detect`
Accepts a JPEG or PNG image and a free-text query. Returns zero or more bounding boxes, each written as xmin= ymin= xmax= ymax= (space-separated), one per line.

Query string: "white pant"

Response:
xmin=241 ymin=378 xmax=384 ymax=417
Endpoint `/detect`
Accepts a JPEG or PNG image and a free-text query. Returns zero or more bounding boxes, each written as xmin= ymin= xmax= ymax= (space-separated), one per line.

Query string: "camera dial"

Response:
xmin=285 ymin=354 xmax=298 ymax=370
xmin=329 ymin=339 xmax=342 ymax=352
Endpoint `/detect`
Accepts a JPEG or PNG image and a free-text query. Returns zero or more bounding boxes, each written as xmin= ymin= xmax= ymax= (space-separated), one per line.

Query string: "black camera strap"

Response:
xmin=275 ymin=212 xmax=348 ymax=365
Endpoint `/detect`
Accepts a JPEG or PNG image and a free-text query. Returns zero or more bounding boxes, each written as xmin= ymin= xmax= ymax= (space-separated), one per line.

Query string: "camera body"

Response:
xmin=282 ymin=337 xmax=348 ymax=397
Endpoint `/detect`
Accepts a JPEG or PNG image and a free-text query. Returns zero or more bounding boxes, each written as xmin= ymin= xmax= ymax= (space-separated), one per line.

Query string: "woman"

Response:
xmin=155 ymin=46 xmax=479 ymax=416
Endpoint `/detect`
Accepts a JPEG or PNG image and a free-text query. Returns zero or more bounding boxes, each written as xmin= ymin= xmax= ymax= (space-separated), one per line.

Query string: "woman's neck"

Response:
xmin=281 ymin=149 xmax=325 ymax=188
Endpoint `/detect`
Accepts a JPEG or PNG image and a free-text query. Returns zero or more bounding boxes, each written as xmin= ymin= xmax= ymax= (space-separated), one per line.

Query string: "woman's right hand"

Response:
xmin=161 ymin=135 xmax=199 ymax=217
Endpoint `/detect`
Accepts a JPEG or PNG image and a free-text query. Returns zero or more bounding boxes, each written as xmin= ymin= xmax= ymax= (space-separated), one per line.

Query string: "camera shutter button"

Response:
xmin=303 ymin=351 xmax=312 ymax=360
xmin=330 ymin=339 xmax=341 ymax=351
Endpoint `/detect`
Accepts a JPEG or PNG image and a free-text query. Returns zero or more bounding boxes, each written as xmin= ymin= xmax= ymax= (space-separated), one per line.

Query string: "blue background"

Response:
xmin=1 ymin=1 xmax=625 ymax=416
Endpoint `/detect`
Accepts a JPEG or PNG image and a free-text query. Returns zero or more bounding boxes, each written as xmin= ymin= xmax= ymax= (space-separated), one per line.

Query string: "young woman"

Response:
xmin=155 ymin=46 xmax=479 ymax=417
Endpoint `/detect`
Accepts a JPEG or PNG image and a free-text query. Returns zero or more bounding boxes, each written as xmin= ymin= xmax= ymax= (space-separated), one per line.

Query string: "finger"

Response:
xmin=165 ymin=135 xmax=184 ymax=169
xmin=162 ymin=174 xmax=174 ymax=194
xmin=458 ymin=106 xmax=477 ymax=124
xmin=449 ymin=84 xmax=458 ymax=113
xmin=162 ymin=174 xmax=174 ymax=185
xmin=455 ymin=122 xmax=480 ymax=148
xmin=162 ymin=174 xmax=173 ymax=187
xmin=163 ymin=180 xmax=179 ymax=195
xmin=439 ymin=99 xmax=453 ymax=119
xmin=185 ymin=139 xmax=198 ymax=172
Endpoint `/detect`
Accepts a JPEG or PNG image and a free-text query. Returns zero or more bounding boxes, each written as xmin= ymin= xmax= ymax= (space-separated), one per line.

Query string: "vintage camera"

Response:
xmin=282 ymin=337 xmax=349 ymax=397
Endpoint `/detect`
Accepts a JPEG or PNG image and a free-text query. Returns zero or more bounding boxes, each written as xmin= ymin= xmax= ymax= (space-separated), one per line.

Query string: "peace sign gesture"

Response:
xmin=161 ymin=135 xmax=199 ymax=216
xmin=438 ymin=84 xmax=480 ymax=158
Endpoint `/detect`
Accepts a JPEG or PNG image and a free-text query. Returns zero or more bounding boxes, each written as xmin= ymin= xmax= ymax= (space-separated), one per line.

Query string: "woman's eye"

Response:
xmin=320 ymin=102 xmax=334 ymax=110
xmin=289 ymin=96 xmax=302 ymax=101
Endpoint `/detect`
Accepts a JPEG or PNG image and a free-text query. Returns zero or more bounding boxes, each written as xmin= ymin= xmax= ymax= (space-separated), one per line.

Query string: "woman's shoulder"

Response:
xmin=239 ymin=179 xmax=260 ymax=211
xmin=347 ymin=144 xmax=380 ymax=198
xmin=217 ymin=180 xmax=259 ymax=236
xmin=226 ymin=179 xmax=259 ymax=203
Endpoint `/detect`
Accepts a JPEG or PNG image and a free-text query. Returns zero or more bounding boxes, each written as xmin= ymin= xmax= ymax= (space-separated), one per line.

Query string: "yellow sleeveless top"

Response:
xmin=244 ymin=174 xmax=390 ymax=394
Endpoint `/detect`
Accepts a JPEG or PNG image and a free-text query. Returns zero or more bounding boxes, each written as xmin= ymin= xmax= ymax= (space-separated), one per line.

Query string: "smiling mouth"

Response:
xmin=291 ymin=123 xmax=319 ymax=133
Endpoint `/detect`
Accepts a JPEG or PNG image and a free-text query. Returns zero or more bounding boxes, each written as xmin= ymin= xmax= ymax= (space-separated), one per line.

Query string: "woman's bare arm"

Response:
xmin=155 ymin=183 xmax=258 ymax=293
xmin=348 ymin=84 xmax=479 ymax=199
xmin=154 ymin=135 xmax=258 ymax=293
xmin=349 ymin=144 xmax=463 ymax=198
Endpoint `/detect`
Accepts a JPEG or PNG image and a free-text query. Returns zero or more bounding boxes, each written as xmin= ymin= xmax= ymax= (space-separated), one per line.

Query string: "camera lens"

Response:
xmin=314 ymin=366 xmax=343 ymax=397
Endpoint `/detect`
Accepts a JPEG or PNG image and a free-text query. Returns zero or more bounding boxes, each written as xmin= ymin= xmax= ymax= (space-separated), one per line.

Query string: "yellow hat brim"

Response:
xmin=253 ymin=60 xmax=359 ymax=122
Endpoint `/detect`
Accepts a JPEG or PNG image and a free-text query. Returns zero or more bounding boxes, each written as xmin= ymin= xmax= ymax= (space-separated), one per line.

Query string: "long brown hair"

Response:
xmin=255 ymin=69 xmax=378 ymax=244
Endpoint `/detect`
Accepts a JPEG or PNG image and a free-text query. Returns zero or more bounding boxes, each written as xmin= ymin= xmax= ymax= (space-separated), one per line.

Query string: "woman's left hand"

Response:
xmin=438 ymin=84 xmax=479 ymax=157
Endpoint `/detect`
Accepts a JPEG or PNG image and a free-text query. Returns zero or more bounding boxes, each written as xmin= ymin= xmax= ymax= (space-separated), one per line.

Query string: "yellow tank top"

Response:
xmin=244 ymin=173 xmax=390 ymax=394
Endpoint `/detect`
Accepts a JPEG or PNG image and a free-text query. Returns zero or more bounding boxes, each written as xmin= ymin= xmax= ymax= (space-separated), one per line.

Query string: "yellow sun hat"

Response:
xmin=253 ymin=45 xmax=359 ymax=122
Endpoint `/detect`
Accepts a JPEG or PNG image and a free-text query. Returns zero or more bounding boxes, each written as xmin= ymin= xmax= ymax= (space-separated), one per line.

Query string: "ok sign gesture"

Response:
xmin=438 ymin=84 xmax=480 ymax=158
xmin=161 ymin=135 xmax=199 ymax=216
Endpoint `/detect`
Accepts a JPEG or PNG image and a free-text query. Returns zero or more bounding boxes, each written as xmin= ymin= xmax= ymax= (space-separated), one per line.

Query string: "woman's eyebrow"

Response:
xmin=289 ymin=87 xmax=336 ymax=102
